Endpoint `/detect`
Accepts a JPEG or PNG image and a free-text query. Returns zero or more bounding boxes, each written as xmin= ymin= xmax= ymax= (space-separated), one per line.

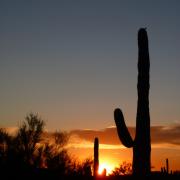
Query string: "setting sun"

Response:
xmin=98 ymin=162 xmax=115 ymax=175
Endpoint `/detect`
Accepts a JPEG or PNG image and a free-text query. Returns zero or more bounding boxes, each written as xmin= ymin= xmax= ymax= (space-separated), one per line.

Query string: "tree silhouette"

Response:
xmin=15 ymin=113 xmax=45 ymax=166
xmin=54 ymin=131 xmax=69 ymax=149
xmin=39 ymin=130 xmax=71 ymax=175
xmin=0 ymin=128 xmax=11 ymax=167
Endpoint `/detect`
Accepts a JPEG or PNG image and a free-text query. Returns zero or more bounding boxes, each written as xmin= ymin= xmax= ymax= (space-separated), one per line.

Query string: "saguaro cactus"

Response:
xmin=93 ymin=137 xmax=99 ymax=177
xmin=114 ymin=28 xmax=151 ymax=176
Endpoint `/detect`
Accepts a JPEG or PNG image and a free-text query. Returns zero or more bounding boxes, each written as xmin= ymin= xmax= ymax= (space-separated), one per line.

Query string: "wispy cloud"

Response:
xmin=70 ymin=125 xmax=180 ymax=146
xmin=2 ymin=124 xmax=180 ymax=148
xmin=68 ymin=134 xmax=125 ymax=150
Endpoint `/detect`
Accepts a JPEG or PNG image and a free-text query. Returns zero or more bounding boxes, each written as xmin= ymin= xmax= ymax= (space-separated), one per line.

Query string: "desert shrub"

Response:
xmin=110 ymin=161 xmax=132 ymax=176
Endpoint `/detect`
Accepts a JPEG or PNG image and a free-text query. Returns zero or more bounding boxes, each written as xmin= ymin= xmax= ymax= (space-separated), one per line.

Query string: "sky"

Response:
xmin=0 ymin=0 xmax=180 ymax=130
xmin=0 ymin=0 xmax=180 ymax=172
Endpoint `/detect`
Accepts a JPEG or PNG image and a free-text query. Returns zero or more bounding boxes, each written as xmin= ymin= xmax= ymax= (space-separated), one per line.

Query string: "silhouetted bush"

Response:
xmin=110 ymin=162 xmax=132 ymax=176
xmin=68 ymin=157 xmax=93 ymax=177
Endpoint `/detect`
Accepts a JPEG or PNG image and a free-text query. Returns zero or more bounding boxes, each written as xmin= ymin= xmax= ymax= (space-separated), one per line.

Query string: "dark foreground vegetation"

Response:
xmin=1 ymin=170 xmax=180 ymax=180
xmin=0 ymin=113 xmax=180 ymax=180
xmin=0 ymin=113 xmax=93 ymax=178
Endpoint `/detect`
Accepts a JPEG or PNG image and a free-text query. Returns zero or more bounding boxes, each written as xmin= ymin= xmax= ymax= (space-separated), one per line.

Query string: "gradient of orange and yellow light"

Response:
xmin=68 ymin=133 xmax=180 ymax=173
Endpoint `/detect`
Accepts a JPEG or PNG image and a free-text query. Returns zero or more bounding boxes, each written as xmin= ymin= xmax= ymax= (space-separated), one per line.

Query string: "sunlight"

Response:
xmin=98 ymin=162 xmax=115 ymax=175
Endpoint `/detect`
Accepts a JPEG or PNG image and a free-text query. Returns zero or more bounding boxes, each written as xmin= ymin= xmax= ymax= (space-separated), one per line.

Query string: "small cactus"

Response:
xmin=114 ymin=28 xmax=151 ymax=176
xmin=166 ymin=158 xmax=169 ymax=174
xmin=161 ymin=159 xmax=170 ymax=175
xmin=93 ymin=137 xmax=99 ymax=177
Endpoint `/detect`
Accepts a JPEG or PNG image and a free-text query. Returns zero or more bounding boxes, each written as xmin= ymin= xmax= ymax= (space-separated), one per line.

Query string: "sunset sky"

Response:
xmin=0 ymin=0 xmax=180 ymax=172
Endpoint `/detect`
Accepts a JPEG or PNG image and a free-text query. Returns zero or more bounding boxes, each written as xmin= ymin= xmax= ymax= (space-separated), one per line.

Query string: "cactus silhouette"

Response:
xmin=93 ymin=137 xmax=99 ymax=177
xmin=114 ymin=28 xmax=151 ymax=175
xmin=166 ymin=158 xmax=169 ymax=174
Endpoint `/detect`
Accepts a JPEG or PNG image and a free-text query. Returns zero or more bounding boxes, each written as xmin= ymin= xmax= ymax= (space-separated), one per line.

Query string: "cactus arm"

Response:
xmin=114 ymin=108 xmax=134 ymax=148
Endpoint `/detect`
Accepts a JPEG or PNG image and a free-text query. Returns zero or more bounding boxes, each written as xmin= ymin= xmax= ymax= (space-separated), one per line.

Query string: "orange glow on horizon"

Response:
xmin=68 ymin=135 xmax=180 ymax=172
xmin=98 ymin=161 xmax=117 ymax=175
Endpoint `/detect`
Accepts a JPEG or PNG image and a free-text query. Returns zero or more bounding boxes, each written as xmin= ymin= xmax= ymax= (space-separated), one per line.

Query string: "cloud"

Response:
xmin=151 ymin=125 xmax=180 ymax=145
xmin=2 ymin=124 xmax=180 ymax=147
xmin=70 ymin=125 xmax=180 ymax=146
xmin=67 ymin=134 xmax=125 ymax=150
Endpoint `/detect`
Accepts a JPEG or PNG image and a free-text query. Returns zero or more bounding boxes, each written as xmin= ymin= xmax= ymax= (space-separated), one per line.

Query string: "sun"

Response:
xmin=98 ymin=162 xmax=114 ymax=175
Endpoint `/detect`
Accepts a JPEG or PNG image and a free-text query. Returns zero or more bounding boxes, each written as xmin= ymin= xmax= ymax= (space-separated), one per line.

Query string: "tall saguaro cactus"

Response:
xmin=114 ymin=28 xmax=151 ymax=176
xmin=93 ymin=137 xmax=99 ymax=177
